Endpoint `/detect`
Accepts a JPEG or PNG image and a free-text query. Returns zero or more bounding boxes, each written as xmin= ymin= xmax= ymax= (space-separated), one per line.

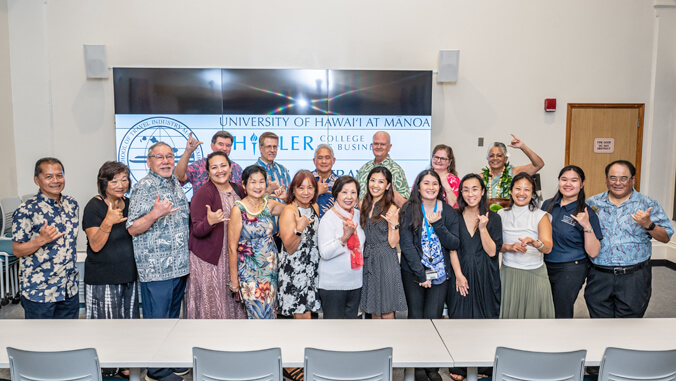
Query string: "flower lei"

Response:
xmin=482 ymin=162 xmax=512 ymax=199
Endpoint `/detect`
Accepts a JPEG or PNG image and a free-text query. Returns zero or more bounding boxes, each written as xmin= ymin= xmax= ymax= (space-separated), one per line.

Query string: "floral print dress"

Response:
xmin=235 ymin=200 xmax=279 ymax=319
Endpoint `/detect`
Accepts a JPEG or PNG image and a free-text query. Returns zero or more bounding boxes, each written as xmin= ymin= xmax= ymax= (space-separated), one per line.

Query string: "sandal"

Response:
xmin=450 ymin=373 xmax=464 ymax=381
xmin=283 ymin=367 xmax=304 ymax=381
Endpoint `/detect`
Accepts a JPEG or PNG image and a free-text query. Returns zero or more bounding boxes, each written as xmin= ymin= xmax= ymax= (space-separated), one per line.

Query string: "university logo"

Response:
xmin=118 ymin=116 xmax=204 ymax=195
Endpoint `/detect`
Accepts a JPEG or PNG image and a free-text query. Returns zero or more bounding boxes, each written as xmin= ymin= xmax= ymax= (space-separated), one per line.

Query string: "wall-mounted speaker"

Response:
xmin=83 ymin=45 xmax=109 ymax=79
xmin=437 ymin=50 xmax=460 ymax=83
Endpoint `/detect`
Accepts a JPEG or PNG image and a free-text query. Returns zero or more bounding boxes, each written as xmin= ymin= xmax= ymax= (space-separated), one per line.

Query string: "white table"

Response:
xmin=0 ymin=319 xmax=179 ymax=381
xmin=433 ymin=318 xmax=676 ymax=381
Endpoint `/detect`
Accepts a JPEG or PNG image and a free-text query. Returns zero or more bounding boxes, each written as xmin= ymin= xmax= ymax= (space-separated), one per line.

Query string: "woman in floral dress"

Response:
xmin=228 ymin=165 xmax=285 ymax=319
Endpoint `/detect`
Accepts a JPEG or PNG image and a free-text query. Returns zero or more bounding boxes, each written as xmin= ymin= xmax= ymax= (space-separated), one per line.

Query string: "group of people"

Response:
xmin=11 ymin=130 xmax=674 ymax=381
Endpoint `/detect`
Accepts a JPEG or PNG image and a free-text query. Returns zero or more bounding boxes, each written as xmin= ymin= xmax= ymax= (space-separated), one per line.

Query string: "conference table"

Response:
xmin=2 ymin=318 xmax=675 ymax=381
xmin=0 ymin=319 xmax=450 ymax=381
xmin=433 ymin=318 xmax=676 ymax=381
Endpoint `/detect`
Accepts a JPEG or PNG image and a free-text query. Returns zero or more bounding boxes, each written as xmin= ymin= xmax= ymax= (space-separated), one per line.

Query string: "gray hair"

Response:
xmin=314 ymin=143 xmax=335 ymax=158
xmin=147 ymin=141 xmax=172 ymax=157
xmin=486 ymin=142 xmax=509 ymax=160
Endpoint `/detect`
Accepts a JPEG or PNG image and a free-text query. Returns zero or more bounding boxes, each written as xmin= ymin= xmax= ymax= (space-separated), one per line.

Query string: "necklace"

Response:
xmin=239 ymin=196 xmax=268 ymax=217
xmin=482 ymin=162 xmax=512 ymax=199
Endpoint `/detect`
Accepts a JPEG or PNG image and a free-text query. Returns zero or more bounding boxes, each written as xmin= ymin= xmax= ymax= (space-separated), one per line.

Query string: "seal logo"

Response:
xmin=118 ymin=116 xmax=204 ymax=196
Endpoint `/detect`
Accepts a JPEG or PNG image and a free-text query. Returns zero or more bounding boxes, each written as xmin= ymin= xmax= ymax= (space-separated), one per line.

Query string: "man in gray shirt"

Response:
xmin=127 ymin=141 xmax=189 ymax=381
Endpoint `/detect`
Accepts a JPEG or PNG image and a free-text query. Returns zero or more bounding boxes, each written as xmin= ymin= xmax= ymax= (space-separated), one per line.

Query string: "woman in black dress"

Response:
xmin=447 ymin=173 xmax=503 ymax=318
xmin=446 ymin=173 xmax=502 ymax=380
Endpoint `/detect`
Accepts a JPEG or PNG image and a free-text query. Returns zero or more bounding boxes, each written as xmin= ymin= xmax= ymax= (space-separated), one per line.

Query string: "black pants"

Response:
xmin=318 ymin=288 xmax=361 ymax=319
xmin=546 ymin=258 xmax=590 ymax=318
xmin=401 ymin=270 xmax=447 ymax=319
xmin=584 ymin=261 xmax=651 ymax=318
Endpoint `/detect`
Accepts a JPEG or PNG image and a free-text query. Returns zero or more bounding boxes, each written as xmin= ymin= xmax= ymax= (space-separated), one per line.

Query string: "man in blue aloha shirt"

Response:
xmin=586 ymin=160 xmax=673 ymax=318
xmin=127 ymin=141 xmax=190 ymax=381
xmin=12 ymin=157 xmax=80 ymax=319
xmin=312 ymin=143 xmax=339 ymax=218
xmin=255 ymin=131 xmax=290 ymax=251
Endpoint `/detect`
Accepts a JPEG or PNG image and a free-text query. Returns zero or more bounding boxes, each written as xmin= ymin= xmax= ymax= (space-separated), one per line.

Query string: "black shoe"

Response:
xmin=415 ymin=369 xmax=428 ymax=381
xmin=425 ymin=368 xmax=442 ymax=381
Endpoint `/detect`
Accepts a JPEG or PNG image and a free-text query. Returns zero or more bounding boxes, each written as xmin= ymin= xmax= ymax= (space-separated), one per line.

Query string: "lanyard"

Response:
xmin=421 ymin=202 xmax=438 ymax=243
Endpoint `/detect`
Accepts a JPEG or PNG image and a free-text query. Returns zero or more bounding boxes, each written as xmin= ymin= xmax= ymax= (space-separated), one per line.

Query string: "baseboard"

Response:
xmin=651 ymin=241 xmax=676 ymax=270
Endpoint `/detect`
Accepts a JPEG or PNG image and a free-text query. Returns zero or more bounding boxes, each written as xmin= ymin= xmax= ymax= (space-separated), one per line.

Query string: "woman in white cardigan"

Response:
xmin=317 ymin=176 xmax=366 ymax=319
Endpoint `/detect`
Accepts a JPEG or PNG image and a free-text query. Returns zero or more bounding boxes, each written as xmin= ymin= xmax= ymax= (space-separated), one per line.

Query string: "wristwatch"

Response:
xmin=646 ymin=221 xmax=656 ymax=231
xmin=294 ymin=229 xmax=302 ymax=236
xmin=584 ymin=227 xmax=594 ymax=234
xmin=392 ymin=224 xmax=400 ymax=230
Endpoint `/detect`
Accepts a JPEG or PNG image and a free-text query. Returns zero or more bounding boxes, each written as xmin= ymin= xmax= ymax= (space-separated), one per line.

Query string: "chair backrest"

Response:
xmin=493 ymin=346 xmax=586 ymax=381
xmin=21 ymin=194 xmax=33 ymax=203
xmin=1 ymin=196 xmax=22 ymax=237
xmin=7 ymin=347 xmax=102 ymax=381
xmin=192 ymin=347 xmax=283 ymax=381
xmin=304 ymin=347 xmax=392 ymax=381
xmin=598 ymin=347 xmax=676 ymax=381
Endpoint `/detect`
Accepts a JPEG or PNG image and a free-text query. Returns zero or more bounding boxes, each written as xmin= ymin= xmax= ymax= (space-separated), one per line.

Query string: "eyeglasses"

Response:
xmin=149 ymin=154 xmax=175 ymax=161
xmin=608 ymin=176 xmax=631 ymax=183
xmin=262 ymin=145 xmax=278 ymax=150
xmin=433 ymin=156 xmax=450 ymax=162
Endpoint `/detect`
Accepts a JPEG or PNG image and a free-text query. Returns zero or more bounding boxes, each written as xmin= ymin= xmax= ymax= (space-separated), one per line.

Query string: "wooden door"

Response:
xmin=565 ymin=104 xmax=644 ymax=197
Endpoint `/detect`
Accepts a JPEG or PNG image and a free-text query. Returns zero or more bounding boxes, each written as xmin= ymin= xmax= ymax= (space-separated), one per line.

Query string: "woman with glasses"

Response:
xmin=498 ymin=172 xmax=554 ymax=319
xmin=542 ymin=165 xmax=602 ymax=318
xmin=445 ymin=174 xmax=502 ymax=380
xmin=427 ymin=144 xmax=460 ymax=208
xmin=446 ymin=174 xmax=503 ymax=319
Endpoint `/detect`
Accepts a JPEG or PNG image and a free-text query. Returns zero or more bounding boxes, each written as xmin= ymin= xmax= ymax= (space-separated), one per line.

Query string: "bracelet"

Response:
xmin=536 ymin=240 xmax=545 ymax=250
xmin=99 ymin=226 xmax=111 ymax=234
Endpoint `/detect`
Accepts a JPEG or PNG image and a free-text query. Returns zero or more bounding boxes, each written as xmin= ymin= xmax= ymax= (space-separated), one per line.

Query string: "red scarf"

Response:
xmin=333 ymin=206 xmax=363 ymax=269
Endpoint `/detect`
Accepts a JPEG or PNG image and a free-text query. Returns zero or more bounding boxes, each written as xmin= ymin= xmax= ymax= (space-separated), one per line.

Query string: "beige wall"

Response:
xmin=0 ymin=0 xmax=17 ymax=198
xmin=4 ymin=0 xmax=675 ymax=228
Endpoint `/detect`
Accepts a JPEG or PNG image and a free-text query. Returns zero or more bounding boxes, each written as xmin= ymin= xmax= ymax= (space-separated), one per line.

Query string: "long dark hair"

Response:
xmin=457 ymin=173 xmax=489 ymax=216
xmin=545 ymin=165 xmax=587 ymax=215
xmin=360 ymin=167 xmax=394 ymax=227
xmin=505 ymin=172 xmax=539 ymax=211
xmin=400 ymin=169 xmax=444 ymax=232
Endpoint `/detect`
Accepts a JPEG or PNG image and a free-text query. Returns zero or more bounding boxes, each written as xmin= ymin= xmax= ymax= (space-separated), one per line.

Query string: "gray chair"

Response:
xmin=192 ymin=347 xmax=283 ymax=381
xmin=0 ymin=198 xmax=21 ymax=306
xmin=7 ymin=347 xmax=102 ymax=381
xmin=598 ymin=347 xmax=676 ymax=381
xmin=493 ymin=346 xmax=586 ymax=381
xmin=304 ymin=347 xmax=392 ymax=381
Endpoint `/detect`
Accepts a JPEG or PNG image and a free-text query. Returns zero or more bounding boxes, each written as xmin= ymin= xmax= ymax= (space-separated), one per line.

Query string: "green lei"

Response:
xmin=482 ymin=162 xmax=513 ymax=198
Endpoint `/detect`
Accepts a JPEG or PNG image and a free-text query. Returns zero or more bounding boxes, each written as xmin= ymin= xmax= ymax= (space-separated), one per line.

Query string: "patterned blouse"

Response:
xmin=12 ymin=192 xmax=79 ymax=302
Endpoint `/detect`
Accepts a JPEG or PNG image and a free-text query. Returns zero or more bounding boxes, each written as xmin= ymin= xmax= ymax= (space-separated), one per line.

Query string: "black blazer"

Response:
xmin=400 ymin=201 xmax=460 ymax=283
